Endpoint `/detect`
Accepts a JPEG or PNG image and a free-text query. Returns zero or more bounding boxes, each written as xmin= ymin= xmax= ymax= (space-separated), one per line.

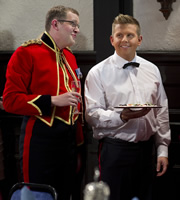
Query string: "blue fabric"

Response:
xmin=11 ymin=186 xmax=54 ymax=200
xmin=21 ymin=186 xmax=35 ymax=200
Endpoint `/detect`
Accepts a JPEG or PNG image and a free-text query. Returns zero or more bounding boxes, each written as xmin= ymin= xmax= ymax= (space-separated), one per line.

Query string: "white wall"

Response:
xmin=0 ymin=0 xmax=93 ymax=51
xmin=1 ymin=1 xmax=180 ymax=52
xmin=133 ymin=0 xmax=180 ymax=51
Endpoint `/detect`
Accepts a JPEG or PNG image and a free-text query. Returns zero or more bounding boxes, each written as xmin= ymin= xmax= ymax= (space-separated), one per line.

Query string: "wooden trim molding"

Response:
xmin=157 ymin=0 xmax=176 ymax=20
xmin=137 ymin=50 xmax=180 ymax=62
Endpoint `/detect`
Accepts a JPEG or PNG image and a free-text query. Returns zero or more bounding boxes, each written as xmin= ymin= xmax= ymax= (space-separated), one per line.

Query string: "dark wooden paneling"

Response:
xmin=0 ymin=52 xmax=12 ymax=96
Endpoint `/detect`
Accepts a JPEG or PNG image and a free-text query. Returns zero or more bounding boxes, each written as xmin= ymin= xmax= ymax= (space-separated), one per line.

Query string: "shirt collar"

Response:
xmin=112 ymin=51 xmax=138 ymax=69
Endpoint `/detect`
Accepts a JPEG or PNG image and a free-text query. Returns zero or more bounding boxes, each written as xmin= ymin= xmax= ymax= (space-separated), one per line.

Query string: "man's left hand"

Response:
xmin=156 ymin=157 xmax=168 ymax=176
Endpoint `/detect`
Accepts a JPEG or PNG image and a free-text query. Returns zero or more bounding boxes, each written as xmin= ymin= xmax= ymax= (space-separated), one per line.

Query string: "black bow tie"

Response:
xmin=123 ymin=62 xmax=140 ymax=69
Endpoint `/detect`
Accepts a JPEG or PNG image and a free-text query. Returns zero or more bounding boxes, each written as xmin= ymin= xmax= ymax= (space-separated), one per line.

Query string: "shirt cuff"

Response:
xmin=157 ymin=144 xmax=168 ymax=158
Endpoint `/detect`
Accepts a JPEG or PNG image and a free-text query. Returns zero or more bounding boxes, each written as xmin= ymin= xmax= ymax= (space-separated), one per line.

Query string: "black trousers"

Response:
xmin=99 ymin=137 xmax=156 ymax=200
xmin=20 ymin=117 xmax=77 ymax=200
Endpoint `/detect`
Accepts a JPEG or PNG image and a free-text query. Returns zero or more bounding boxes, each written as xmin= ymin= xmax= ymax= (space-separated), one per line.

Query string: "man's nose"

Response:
xmin=121 ymin=35 xmax=128 ymax=42
xmin=74 ymin=26 xmax=80 ymax=33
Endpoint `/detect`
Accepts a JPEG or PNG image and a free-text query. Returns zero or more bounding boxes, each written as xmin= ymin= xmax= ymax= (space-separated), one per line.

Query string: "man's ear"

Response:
xmin=138 ymin=35 xmax=143 ymax=46
xmin=51 ymin=19 xmax=59 ymax=30
xmin=110 ymin=35 xmax=114 ymax=45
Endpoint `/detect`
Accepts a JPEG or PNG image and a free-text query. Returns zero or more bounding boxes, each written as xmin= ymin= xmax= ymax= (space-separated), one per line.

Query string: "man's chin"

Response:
xmin=70 ymin=40 xmax=76 ymax=47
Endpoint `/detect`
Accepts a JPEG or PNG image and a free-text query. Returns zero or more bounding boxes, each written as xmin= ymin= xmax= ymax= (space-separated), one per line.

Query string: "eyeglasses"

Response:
xmin=58 ymin=20 xmax=80 ymax=29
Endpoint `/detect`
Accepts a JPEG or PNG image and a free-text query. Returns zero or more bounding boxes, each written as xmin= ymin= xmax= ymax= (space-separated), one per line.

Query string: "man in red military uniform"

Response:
xmin=3 ymin=5 xmax=83 ymax=200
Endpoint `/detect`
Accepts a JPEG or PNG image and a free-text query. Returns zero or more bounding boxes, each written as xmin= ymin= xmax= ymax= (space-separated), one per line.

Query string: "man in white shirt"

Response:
xmin=84 ymin=14 xmax=171 ymax=200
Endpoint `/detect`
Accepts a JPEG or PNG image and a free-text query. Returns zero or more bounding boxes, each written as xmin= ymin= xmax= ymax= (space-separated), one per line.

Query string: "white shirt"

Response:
xmin=84 ymin=51 xmax=171 ymax=157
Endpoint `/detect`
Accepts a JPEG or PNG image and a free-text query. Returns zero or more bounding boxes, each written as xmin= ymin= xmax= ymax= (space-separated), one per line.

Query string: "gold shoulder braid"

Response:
xmin=21 ymin=39 xmax=42 ymax=47
xmin=65 ymin=46 xmax=72 ymax=53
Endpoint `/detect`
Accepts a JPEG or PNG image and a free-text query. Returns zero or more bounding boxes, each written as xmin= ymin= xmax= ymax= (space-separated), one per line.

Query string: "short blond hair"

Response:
xmin=45 ymin=5 xmax=79 ymax=32
xmin=112 ymin=14 xmax=141 ymax=36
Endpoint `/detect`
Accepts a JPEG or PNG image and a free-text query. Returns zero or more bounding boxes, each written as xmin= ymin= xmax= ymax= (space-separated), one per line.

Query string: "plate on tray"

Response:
xmin=114 ymin=105 xmax=162 ymax=111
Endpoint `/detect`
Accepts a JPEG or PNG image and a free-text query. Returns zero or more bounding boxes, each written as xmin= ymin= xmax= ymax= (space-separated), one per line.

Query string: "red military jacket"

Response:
xmin=3 ymin=32 xmax=84 ymax=144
